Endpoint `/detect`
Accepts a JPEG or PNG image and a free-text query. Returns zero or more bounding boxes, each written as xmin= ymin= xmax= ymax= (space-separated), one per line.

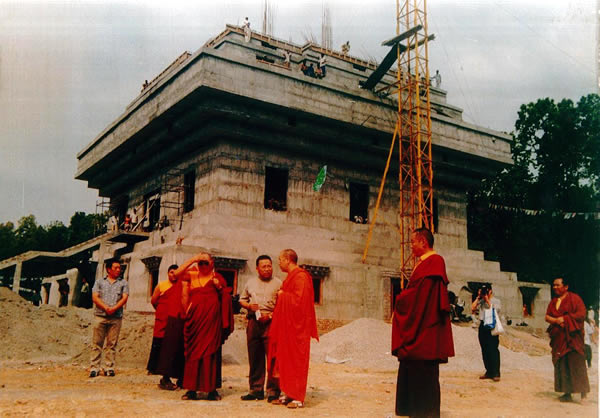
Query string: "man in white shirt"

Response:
xmin=239 ymin=255 xmax=282 ymax=402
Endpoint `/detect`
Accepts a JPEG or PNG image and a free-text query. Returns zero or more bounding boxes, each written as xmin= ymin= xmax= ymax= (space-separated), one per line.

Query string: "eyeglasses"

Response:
xmin=197 ymin=261 xmax=210 ymax=266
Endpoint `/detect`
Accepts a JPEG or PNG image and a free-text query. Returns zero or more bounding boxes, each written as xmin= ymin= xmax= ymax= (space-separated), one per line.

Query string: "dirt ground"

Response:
xmin=0 ymin=287 xmax=598 ymax=417
xmin=0 ymin=361 xmax=597 ymax=417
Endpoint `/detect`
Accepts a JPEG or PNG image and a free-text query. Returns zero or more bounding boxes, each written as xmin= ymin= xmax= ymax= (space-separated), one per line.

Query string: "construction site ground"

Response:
xmin=0 ymin=288 xmax=597 ymax=417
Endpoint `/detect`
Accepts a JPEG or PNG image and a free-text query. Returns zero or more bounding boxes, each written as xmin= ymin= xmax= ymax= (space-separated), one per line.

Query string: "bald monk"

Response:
xmin=392 ymin=227 xmax=454 ymax=417
xmin=174 ymin=253 xmax=233 ymax=400
xmin=268 ymin=249 xmax=318 ymax=409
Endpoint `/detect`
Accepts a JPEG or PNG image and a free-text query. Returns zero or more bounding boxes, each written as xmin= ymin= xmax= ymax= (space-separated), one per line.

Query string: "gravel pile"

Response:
xmin=309 ymin=317 xmax=553 ymax=373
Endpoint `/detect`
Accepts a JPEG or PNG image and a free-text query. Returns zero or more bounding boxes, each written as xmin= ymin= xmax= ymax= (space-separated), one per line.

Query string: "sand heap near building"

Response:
xmin=0 ymin=287 xmax=551 ymax=372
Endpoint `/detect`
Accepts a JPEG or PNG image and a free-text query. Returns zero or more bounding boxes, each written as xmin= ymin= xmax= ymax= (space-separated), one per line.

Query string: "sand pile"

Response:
xmin=1 ymin=288 xmax=554 ymax=375
xmin=0 ymin=287 xmax=92 ymax=363
xmin=310 ymin=317 xmax=553 ymax=373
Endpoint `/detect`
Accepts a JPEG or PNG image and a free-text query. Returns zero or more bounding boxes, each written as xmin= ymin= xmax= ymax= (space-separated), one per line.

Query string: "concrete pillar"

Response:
xmin=12 ymin=262 xmax=22 ymax=294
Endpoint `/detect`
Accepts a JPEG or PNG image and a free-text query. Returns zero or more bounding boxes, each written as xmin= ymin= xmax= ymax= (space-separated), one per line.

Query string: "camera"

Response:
xmin=479 ymin=285 xmax=490 ymax=297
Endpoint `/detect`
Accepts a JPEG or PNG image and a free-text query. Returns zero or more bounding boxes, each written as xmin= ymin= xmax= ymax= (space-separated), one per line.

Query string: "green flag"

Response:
xmin=313 ymin=165 xmax=327 ymax=192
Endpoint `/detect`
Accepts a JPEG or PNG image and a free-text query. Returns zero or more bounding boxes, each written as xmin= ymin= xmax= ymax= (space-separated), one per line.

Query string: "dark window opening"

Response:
xmin=111 ymin=196 xmax=129 ymax=226
xmin=287 ymin=115 xmax=297 ymax=127
xmin=183 ymin=170 xmax=196 ymax=213
xmin=144 ymin=190 xmax=161 ymax=231
xmin=422 ymin=195 xmax=439 ymax=231
xmin=216 ymin=268 xmax=238 ymax=294
xmin=264 ymin=167 xmax=288 ymax=211
xmin=260 ymin=41 xmax=277 ymax=49
xmin=519 ymin=287 xmax=539 ymax=317
xmin=313 ymin=277 xmax=322 ymax=305
xmin=256 ymin=54 xmax=275 ymax=64
xmin=353 ymin=63 xmax=366 ymax=71
xmin=149 ymin=269 xmax=159 ymax=296
xmin=349 ymin=182 xmax=369 ymax=223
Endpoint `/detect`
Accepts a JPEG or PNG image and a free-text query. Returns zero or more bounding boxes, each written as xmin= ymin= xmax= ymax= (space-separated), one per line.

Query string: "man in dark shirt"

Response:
xmin=89 ymin=259 xmax=129 ymax=378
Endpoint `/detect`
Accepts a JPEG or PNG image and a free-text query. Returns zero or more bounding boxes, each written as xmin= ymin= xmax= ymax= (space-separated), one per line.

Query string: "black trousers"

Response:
xmin=396 ymin=360 xmax=440 ymax=418
xmin=478 ymin=324 xmax=501 ymax=378
xmin=246 ymin=318 xmax=279 ymax=396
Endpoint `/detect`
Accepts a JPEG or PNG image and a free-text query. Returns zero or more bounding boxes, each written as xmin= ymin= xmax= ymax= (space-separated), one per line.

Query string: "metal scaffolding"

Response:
xmin=363 ymin=0 xmax=434 ymax=287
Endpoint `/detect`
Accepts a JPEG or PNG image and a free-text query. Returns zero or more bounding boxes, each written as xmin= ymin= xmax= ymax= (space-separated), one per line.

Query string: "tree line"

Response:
xmin=0 ymin=212 xmax=108 ymax=262
xmin=468 ymin=93 xmax=599 ymax=307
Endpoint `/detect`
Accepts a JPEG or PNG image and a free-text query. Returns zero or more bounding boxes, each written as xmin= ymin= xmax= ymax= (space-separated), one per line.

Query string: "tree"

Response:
xmin=0 ymin=222 xmax=17 ymax=261
xmin=468 ymin=94 xmax=600 ymax=307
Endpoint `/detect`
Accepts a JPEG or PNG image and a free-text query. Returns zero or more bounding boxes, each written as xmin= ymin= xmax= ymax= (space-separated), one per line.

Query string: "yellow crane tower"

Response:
xmin=361 ymin=0 xmax=434 ymax=288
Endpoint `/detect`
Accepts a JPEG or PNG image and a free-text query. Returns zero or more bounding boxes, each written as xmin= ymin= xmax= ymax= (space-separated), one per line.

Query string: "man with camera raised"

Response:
xmin=471 ymin=284 xmax=502 ymax=381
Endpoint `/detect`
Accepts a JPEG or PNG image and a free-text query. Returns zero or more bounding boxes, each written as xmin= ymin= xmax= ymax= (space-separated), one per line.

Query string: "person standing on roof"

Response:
xmin=243 ymin=17 xmax=251 ymax=42
xmin=318 ymin=54 xmax=327 ymax=77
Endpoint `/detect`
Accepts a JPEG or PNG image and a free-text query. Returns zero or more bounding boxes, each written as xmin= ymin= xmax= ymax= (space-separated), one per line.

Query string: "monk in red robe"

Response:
xmin=147 ymin=264 xmax=185 ymax=390
xmin=392 ymin=228 xmax=454 ymax=418
xmin=175 ymin=252 xmax=233 ymax=401
xmin=545 ymin=277 xmax=590 ymax=402
xmin=269 ymin=249 xmax=318 ymax=409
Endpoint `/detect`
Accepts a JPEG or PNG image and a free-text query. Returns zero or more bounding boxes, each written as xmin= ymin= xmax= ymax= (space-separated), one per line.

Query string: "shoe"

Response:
xmin=241 ymin=391 xmax=264 ymax=400
xmin=181 ymin=391 xmax=198 ymax=400
xmin=492 ymin=377 xmax=500 ymax=382
xmin=267 ymin=394 xmax=280 ymax=403
xmin=581 ymin=392 xmax=588 ymax=400
xmin=159 ymin=378 xmax=177 ymax=391
xmin=479 ymin=374 xmax=491 ymax=380
xmin=89 ymin=370 xmax=98 ymax=378
xmin=558 ymin=393 xmax=573 ymax=402
xmin=107 ymin=370 xmax=115 ymax=377
xmin=286 ymin=400 xmax=304 ymax=409
xmin=207 ymin=390 xmax=221 ymax=401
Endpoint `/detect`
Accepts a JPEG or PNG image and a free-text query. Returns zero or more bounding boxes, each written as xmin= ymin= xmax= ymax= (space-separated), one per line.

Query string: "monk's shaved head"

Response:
xmin=280 ymin=249 xmax=298 ymax=264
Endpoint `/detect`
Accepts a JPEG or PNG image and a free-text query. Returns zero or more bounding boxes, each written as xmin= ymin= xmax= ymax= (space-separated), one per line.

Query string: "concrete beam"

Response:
xmin=12 ymin=261 xmax=22 ymax=293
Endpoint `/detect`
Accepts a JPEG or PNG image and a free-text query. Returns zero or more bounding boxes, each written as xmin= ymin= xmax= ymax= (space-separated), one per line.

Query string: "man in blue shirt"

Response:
xmin=89 ymin=259 xmax=129 ymax=377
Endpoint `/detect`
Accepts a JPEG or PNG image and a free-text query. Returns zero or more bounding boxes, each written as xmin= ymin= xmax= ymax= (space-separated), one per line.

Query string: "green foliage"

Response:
xmin=469 ymin=94 xmax=600 ymax=307
xmin=0 ymin=211 xmax=108 ymax=262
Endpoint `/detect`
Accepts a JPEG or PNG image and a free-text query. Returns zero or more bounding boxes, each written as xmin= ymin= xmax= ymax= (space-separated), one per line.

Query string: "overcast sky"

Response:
xmin=0 ymin=0 xmax=596 ymax=226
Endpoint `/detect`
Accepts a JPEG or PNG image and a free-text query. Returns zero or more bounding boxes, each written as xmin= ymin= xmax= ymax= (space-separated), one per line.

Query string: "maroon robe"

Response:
xmin=153 ymin=280 xmax=184 ymax=338
xmin=182 ymin=272 xmax=233 ymax=392
xmin=392 ymin=253 xmax=454 ymax=418
xmin=155 ymin=280 xmax=185 ymax=379
xmin=268 ymin=267 xmax=318 ymax=402
xmin=392 ymin=254 xmax=454 ymax=361
xmin=546 ymin=291 xmax=589 ymax=394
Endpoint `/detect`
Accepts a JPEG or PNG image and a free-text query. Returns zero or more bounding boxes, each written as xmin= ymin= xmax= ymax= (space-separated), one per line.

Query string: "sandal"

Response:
xmin=271 ymin=395 xmax=291 ymax=405
xmin=207 ymin=390 xmax=222 ymax=401
xmin=286 ymin=400 xmax=304 ymax=409
xmin=181 ymin=391 xmax=199 ymax=400
xmin=159 ymin=378 xmax=177 ymax=391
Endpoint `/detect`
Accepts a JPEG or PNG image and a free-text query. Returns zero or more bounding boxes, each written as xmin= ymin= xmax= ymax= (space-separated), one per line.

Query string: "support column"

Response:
xmin=12 ymin=261 xmax=22 ymax=294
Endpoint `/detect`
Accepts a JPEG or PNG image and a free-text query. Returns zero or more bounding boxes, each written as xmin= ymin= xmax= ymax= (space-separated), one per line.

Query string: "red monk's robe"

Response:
xmin=392 ymin=254 xmax=454 ymax=361
xmin=182 ymin=271 xmax=233 ymax=392
xmin=269 ymin=267 xmax=318 ymax=402
xmin=154 ymin=280 xmax=185 ymax=378
xmin=546 ymin=292 xmax=587 ymax=364
xmin=153 ymin=280 xmax=184 ymax=338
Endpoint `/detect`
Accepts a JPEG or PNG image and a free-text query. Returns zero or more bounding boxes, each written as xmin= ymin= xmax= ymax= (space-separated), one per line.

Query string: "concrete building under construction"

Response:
xmin=1 ymin=25 xmax=550 ymax=329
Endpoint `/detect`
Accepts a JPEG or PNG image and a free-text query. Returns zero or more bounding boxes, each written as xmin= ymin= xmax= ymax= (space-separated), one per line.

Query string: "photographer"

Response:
xmin=471 ymin=284 xmax=502 ymax=381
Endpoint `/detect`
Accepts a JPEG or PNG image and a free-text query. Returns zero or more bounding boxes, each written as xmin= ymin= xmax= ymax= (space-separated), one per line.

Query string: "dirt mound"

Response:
xmin=0 ymin=287 xmax=92 ymax=363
